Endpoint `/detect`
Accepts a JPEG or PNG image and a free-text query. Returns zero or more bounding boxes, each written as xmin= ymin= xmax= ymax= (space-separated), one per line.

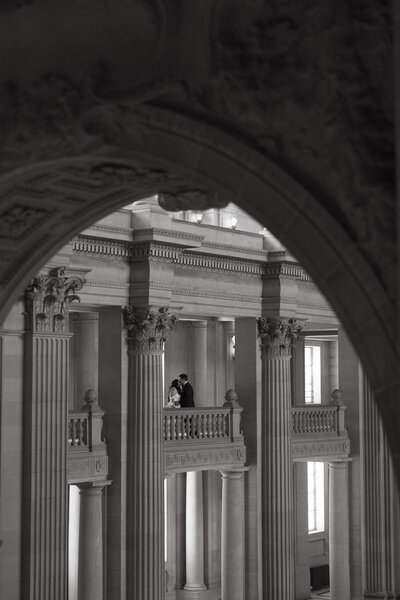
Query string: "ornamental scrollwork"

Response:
xmin=257 ymin=316 xmax=303 ymax=359
xmin=24 ymin=266 xmax=85 ymax=332
xmin=123 ymin=305 xmax=178 ymax=351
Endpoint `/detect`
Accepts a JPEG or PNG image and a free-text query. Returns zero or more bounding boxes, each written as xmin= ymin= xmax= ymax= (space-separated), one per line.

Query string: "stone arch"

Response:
xmin=0 ymin=106 xmax=399 ymax=471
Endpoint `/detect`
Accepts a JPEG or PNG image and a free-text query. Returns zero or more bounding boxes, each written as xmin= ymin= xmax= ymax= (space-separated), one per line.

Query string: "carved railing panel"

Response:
xmin=67 ymin=408 xmax=108 ymax=483
xmin=291 ymin=405 xmax=350 ymax=461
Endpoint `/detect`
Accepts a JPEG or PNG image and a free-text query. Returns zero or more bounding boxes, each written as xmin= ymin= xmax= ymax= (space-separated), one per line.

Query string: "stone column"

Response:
xmin=328 ymin=461 xmax=351 ymax=600
xmin=75 ymin=312 xmax=99 ymax=404
xmin=124 ymin=306 xmax=178 ymax=600
xmin=220 ymin=468 xmax=247 ymax=600
xmin=22 ymin=267 xmax=85 ymax=600
xmin=192 ymin=320 xmax=208 ymax=405
xmin=257 ymin=316 xmax=303 ymax=600
xmin=184 ymin=470 xmax=207 ymax=594
xmin=78 ymin=481 xmax=111 ymax=600
xmin=362 ymin=374 xmax=400 ymax=597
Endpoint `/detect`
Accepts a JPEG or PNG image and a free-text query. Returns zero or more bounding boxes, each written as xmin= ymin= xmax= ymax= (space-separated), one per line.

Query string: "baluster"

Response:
xmin=199 ymin=413 xmax=204 ymax=438
xmin=171 ymin=414 xmax=176 ymax=440
xmin=304 ymin=411 xmax=310 ymax=434
xmin=70 ymin=419 xmax=75 ymax=446
xmin=164 ymin=414 xmax=169 ymax=441
xmin=205 ymin=413 xmax=211 ymax=438
xmin=293 ymin=411 xmax=298 ymax=434
xmin=316 ymin=411 xmax=321 ymax=432
xmin=185 ymin=413 xmax=191 ymax=438
xmin=222 ymin=412 xmax=228 ymax=437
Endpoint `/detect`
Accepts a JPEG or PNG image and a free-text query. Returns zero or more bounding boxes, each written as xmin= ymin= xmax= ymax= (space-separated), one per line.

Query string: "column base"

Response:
xmin=183 ymin=583 xmax=208 ymax=591
xmin=178 ymin=586 xmax=209 ymax=600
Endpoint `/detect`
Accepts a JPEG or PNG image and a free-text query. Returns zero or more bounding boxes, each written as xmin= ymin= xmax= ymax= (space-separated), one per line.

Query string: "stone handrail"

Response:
xmin=68 ymin=406 xmax=105 ymax=451
xmin=164 ymin=406 xmax=243 ymax=443
xmin=291 ymin=405 xmax=347 ymax=436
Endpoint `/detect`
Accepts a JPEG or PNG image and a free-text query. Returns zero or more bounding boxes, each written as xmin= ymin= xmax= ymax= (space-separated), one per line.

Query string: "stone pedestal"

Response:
xmin=78 ymin=481 xmax=110 ymax=600
xmin=220 ymin=469 xmax=247 ymax=600
xmin=22 ymin=267 xmax=84 ymax=600
xmin=258 ymin=316 xmax=303 ymax=599
xmin=328 ymin=461 xmax=351 ymax=600
xmin=184 ymin=471 xmax=207 ymax=593
xmin=124 ymin=306 xmax=177 ymax=600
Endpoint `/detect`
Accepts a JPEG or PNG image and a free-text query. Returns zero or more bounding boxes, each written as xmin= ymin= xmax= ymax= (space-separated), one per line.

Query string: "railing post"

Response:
xmin=81 ymin=389 xmax=105 ymax=451
xmin=223 ymin=389 xmax=243 ymax=442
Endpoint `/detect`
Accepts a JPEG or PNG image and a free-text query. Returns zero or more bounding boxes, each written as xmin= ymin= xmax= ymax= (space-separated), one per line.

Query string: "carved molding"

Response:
xmin=123 ymin=305 xmax=178 ymax=351
xmin=24 ymin=266 xmax=85 ymax=333
xmin=164 ymin=443 xmax=246 ymax=473
xmin=263 ymin=262 xmax=313 ymax=283
xmin=258 ymin=316 xmax=303 ymax=358
xmin=67 ymin=453 xmax=109 ymax=484
xmin=0 ymin=204 xmax=50 ymax=242
xmin=292 ymin=437 xmax=351 ymax=462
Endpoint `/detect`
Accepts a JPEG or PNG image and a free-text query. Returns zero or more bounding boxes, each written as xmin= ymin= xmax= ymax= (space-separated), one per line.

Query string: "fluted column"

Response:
xmin=192 ymin=320 xmax=208 ymax=405
xmin=75 ymin=312 xmax=99 ymax=404
xmin=328 ymin=461 xmax=350 ymax=600
xmin=257 ymin=316 xmax=303 ymax=599
xmin=184 ymin=471 xmax=207 ymax=594
xmin=362 ymin=374 xmax=399 ymax=597
xmin=78 ymin=481 xmax=111 ymax=600
xmin=124 ymin=306 xmax=178 ymax=600
xmin=22 ymin=267 xmax=85 ymax=600
xmin=220 ymin=468 xmax=247 ymax=600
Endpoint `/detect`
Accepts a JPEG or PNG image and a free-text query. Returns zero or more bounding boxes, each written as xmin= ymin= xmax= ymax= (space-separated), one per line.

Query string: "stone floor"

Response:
xmin=310 ymin=588 xmax=330 ymax=598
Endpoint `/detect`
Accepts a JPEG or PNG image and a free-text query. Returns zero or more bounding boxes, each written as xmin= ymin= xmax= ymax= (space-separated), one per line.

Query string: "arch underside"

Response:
xmin=0 ymin=106 xmax=399 ymax=474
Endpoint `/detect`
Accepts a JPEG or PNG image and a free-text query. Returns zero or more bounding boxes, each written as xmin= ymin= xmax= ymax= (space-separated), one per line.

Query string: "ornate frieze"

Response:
xmin=258 ymin=316 xmax=303 ymax=358
xmin=292 ymin=438 xmax=351 ymax=461
xmin=263 ymin=261 xmax=313 ymax=283
xmin=0 ymin=204 xmax=50 ymax=242
xmin=67 ymin=454 xmax=109 ymax=484
xmin=123 ymin=305 xmax=178 ymax=351
xmin=178 ymin=253 xmax=264 ymax=277
xmin=24 ymin=266 xmax=85 ymax=332
xmin=73 ymin=236 xmax=133 ymax=260
xmin=164 ymin=444 xmax=246 ymax=473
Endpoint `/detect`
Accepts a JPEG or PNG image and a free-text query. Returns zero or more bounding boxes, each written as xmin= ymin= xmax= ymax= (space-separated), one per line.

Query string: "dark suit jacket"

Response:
xmin=180 ymin=381 xmax=194 ymax=407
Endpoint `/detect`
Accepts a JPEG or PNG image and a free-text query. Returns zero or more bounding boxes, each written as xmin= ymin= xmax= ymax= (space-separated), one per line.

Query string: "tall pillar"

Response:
xmin=124 ymin=306 xmax=177 ymax=600
xmin=220 ymin=468 xmax=247 ymax=600
xmin=184 ymin=471 xmax=207 ymax=594
xmin=192 ymin=320 xmax=208 ymax=405
xmin=258 ymin=316 xmax=303 ymax=599
xmin=362 ymin=374 xmax=400 ymax=598
xmin=78 ymin=481 xmax=111 ymax=600
xmin=328 ymin=461 xmax=351 ymax=600
xmin=22 ymin=267 xmax=85 ymax=600
xmin=75 ymin=312 xmax=99 ymax=404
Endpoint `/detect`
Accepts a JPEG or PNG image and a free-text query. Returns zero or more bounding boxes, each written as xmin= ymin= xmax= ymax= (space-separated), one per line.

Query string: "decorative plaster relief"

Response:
xmin=0 ymin=204 xmax=49 ymax=241
xmin=124 ymin=305 xmax=178 ymax=351
xmin=292 ymin=438 xmax=351 ymax=461
xmin=67 ymin=454 xmax=109 ymax=483
xmin=258 ymin=316 xmax=303 ymax=359
xmin=165 ymin=444 xmax=246 ymax=472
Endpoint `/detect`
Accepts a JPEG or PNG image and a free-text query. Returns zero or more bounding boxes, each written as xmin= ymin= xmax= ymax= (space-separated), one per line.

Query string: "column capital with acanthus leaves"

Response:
xmin=257 ymin=316 xmax=304 ymax=359
xmin=123 ymin=306 xmax=178 ymax=351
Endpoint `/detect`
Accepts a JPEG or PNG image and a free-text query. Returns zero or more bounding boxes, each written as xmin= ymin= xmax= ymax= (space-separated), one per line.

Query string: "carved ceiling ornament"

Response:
xmin=24 ymin=266 xmax=85 ymax=333
xmin=123 ymin=305 xmax=178 ymax=351
xmin=257 ymin=317 xmax=303 ymax=359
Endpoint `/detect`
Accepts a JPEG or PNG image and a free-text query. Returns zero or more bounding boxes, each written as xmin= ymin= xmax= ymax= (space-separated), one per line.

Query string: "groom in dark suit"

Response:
xmin=178 ymin=373 xmax=194 ymax=407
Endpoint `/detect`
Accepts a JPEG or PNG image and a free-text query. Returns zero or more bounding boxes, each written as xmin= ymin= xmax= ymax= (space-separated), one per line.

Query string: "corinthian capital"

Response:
xmin=24 ymin=266 xmax=85 ymax=333
xmin=257 ymin=317 xmax=303 ymax=359
xmin=123 ymin=306 xmax=178 ymax=351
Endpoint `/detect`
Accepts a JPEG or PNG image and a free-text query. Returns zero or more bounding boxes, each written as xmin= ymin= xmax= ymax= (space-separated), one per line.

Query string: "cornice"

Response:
xmin=201 ymin=240 xmax=267 ymax=259
xmin=86 ymin=224 xmax=133 ymax=236
xmin=177 ymin=254 xmax=264 ymax=277
xmin=263 ymin=261 xmax=313 ymax=282
xmin=173 ymin=288 xmax=260 ymax=304
xmin=133 ymin=227 xmax=204 ymax=244
xmin=72 ymin=236 xmax=133 ymax=260
xmin=84 ymin=279 xmax=130 ymax=290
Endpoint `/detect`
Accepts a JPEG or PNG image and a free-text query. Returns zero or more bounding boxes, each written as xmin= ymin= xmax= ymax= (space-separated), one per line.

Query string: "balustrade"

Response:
xmin=68 ymin=412 xmax=89 ymax=447
xmin=164 ymin=407 xmax=233 ymax=442
xmin=291 ymin=405 xmax=347 ymax=436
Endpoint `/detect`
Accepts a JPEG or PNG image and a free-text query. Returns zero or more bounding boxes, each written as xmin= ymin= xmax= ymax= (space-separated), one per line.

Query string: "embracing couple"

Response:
xmin=167 ymin=373 xmax=194 ymax=408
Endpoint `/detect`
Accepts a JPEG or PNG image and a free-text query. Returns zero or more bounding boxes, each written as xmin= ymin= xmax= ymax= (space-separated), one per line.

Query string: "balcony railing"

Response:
xmin=164 ymin=407 xmax=242 ymax=442
xmin=291 ymin=404 xmax=350 ymax=461
xmin=163 ymin=397 xmax=246 ymax=472
xmin=67 ymin=402 xmax=108 ymax=484
xmin=291 ymin=405 xmax=346 ymax=436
